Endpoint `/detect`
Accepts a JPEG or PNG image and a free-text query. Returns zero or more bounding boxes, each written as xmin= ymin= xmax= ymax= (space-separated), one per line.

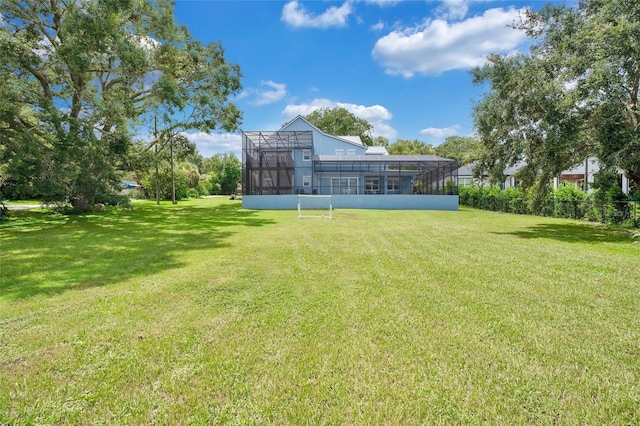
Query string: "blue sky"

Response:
xmin=174 ymin=0 xmax=561 ymax=158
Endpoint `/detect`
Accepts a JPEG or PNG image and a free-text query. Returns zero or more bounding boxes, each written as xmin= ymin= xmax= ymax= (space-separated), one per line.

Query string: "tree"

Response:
xmin=387 ymin=139 xmax=435 ymax=155
xmin=203 ymin=153 xmax=241 ymax=194
xmin=155 ymin=133 xmax=196 ymax=204
xmin=304 ymin=108 xmax=374 ymax=146
xmin=178 ymin=162 xmax=200 ymax=190
xmin=219 ymin=154 xmax=242 ymax=194
xmin=434 ymin=136 xmax=482 ymax=165
xmin=472 ymin=0 xmax=640 ymax=205
xmin=0 ymin=0 xmax=241 ymax=212
xmin=372 ymin=136 xmax=389 ymax=147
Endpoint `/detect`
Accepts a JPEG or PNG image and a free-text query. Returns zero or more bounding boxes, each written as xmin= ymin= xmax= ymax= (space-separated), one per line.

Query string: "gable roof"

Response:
xmin=336 ymin=136 xmax=363 ymax=145
xmin=280 ymin=115 xmax=366 ymax=148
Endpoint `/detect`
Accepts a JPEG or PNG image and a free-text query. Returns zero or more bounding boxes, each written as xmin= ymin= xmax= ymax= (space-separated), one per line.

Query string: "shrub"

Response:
xmin=552 ymin=185 xmax=590 ymax=219
xmin=197 ymin=180 xmax=212 ymax=196
xmin=94 ymin=193 xmax=131 ymax=208
xmin=140 ymin=167 xmax=189 ymax=201
xmin=459 ymin=182 xmax=638 ymax=227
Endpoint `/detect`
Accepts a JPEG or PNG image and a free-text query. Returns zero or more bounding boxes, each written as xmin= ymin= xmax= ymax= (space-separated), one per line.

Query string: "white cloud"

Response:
xmin=419 ymin=125 xmax=460 ymax=142
xmin=239 ymin=81 xmax=287 ymax=106
xmin=371 ymin=20 xmax=385 ymax=31
xmin=134 ymin=34 xmax=160 ymax=52
xmin=437 ymin=0 xmax=469 ymax=20
xmin=372 ymin=7 xmax=528 ymax=77
xmin=181 ymin=132 xmax=242 ymax=159
xmin=283 ymin=98 xmax=397 ymax=139
xmin=32 ymin=37 xmax=55 ymax=59
xmin=281 ymin=0 xmax=353 ymax=29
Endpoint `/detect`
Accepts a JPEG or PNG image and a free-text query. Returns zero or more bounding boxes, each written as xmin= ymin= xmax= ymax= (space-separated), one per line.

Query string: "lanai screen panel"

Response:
xmin=313 ymin=155 xmax=458 ymax=195
xmin=242 ymin=131 xmax=313 ymax=195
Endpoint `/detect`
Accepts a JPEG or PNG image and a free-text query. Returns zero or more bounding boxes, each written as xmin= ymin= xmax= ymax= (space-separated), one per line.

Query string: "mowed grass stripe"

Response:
xmin=1 ymin=198 xmax=638 ymax=424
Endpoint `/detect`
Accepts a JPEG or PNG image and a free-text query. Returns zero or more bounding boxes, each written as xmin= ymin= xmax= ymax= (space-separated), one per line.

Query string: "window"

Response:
xmin=335 ymin=149 xmax=344 ymax=156
xmin=387 ymin=177 xmax=399 ymax=191
xmin=302 ymin=150 xmax=311 ymax=161
xmin=347 ymin=149 xmax=356 ymax=156
xmin=303 ymin=176 xmax=311 ymax=187
xmin=365 ymin=178 xmax=380 ymax=194
xmin=331 ymin=177 xmax=358 ymax=195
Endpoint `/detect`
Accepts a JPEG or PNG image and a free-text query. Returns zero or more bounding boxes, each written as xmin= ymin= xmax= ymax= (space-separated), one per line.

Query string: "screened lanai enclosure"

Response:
xmin=311 ymin=155 xmax=458 ymax=196
xmin=242 ymin=131 xmax=458 ymax=196
xmin=243 ymin=130 xmax=313 ymax=196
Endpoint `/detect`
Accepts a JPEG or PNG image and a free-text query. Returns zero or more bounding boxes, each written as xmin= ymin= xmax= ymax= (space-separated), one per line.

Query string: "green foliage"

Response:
xmin=372 ymin=136 xmax=389 ymax=147
xmin=594 ymin=168 xmax=629 ymax=204
xmin=303 ymin=108 xmax=374 ymax=146
xmin=94 ymin=193 xmax=131 ymax=209
xmin=178 ymin=162 xmax=200 ymax=189
xmin=140 ymin=166 xmax=189 ymax=201
xmin=203 ymin=154 xmax=241 ymax=194
xmin=0 ymin=0 xmax=242 ymax=213
xmin=185 ymin=188 xmax=199 ymax=199
xmin=472 ymin=0 xmax=640 ymax=201
xmin=459 ymin=184 xmax=638 ymax=225
xmin=435 ymin=136 xmax=482 ymax=165
xmin=445 ymin=179 xmax=456 ymax=195
xmin=197 ymin=179 xmax=213 ymax=196
xmin=387 ymin=139 xmax=435 ymax=155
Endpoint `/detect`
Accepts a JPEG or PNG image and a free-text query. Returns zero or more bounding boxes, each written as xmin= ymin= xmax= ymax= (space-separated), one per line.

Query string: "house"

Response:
xmin=457 ymin=162 xmax=525 ymax=189
xmin=242 ymin=116 xmax=459 ymax=210
xmin=457 ymin=157 xmax=631 ymax=194
xmin=556 ymin=157 xmax=631 ymax=194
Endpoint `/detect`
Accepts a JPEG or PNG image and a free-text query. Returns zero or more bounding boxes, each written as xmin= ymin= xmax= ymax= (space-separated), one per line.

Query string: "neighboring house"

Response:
xmin=242 ymin=116 xmax=459 ymax=210
xmin=557 ymin=157 xmax=631 ymax=194
xmin=457 ymin=157 xmax=631 ymax=194
xmin=457 ymin=162 xmax=525 ymax=189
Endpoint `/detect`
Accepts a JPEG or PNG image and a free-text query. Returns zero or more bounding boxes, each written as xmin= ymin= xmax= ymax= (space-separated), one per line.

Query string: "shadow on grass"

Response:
xmin=0 ymin=201 xmax=274 ymax=300
xmin=493 ymin=222 xmax=633 ymax=244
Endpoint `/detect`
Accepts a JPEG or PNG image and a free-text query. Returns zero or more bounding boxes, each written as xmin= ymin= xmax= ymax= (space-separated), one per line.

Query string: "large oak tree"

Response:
xmin=0 ymin=0 xmax=241 ymax=212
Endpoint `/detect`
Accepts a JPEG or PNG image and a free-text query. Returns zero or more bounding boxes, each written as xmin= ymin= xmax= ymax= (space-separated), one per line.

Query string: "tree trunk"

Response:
xmin=170 ymin=140 xmax=176 ymax=204
xmin=72 ymin=197 xmax=90 ymax=214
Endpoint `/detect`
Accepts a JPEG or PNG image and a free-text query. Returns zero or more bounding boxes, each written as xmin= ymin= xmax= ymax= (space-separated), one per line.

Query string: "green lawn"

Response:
xmin=1 ymin=198 xmax=638 ymax=424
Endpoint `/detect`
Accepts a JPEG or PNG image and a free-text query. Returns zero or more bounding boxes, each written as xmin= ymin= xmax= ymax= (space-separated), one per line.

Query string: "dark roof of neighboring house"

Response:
xmin=457 ymin=164 xmax=475 ymax=176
